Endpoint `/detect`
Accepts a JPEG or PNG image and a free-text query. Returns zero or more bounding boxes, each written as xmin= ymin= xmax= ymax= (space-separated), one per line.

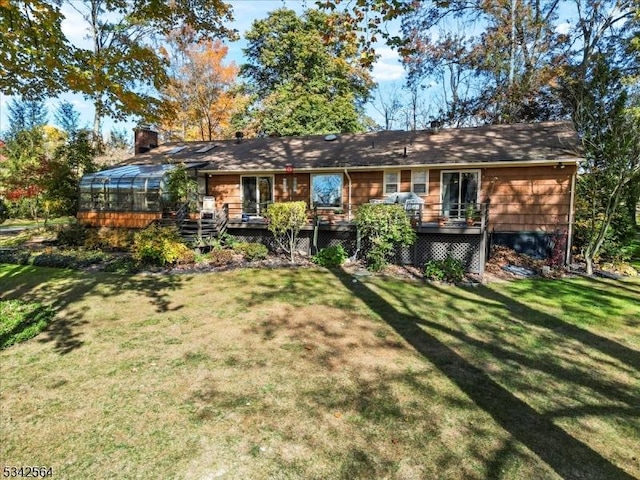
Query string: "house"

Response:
xmin=78 ymin=121 xmax=581 ymax=271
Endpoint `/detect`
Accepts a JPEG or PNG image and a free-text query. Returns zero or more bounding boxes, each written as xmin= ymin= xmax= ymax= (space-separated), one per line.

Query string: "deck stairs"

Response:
xmin=157 ymin=204 xmax=228 ymax=244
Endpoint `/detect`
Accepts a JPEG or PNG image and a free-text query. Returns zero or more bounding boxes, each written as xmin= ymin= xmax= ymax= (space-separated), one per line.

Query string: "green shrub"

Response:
xmin=265 ymin=202 xmax=308 ymax=262
xmin=312 ymin=245 xmax=348 ymax=268
xmin=56 ymin=223 xmax=89 ymax=247
xmin=84 ymin=227 xmax=134 ymax=251
xmin=233 ymin=242 xmax=269 ymax=261
xmin=31 ymin=249 xmax=108 ymax=269
xmin=1 ymin=300 xmax=56 ymax=349
xmin=218 ymin=232 xmax=239 ymax=248
xmin=132 ymin=224 xmax=192 ymax=266
xmin=355 ymin=204 xmax=416 ymax=271
xmin=206 ymin=248 xmax=236 ymax=266
xmin=0 ymin=249 xmax=31 ymax=265
xmin=424 ymin=257 xmax=465 ymax=283
xmin=166 ymin=163 xmax=198 ymax=211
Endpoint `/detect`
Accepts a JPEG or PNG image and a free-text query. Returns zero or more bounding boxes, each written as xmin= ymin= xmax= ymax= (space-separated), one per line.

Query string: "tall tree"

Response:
xmin=159 ymin=38 xmax=244 ymax=141
xmin=400 ymin=0 xmax=567 ymax=125
xmin=370 ymin=83 xmax=404 ymax=130
xmin=0 ymin=0 xmax=70 ymax=98
xmin=1 ymin=0 xmax=236 ymax=142
xmin=241 ymin=8 xmax=374 ymax=136
xmin=562 ymin=0 xmax=640 ymax=273
xmin=45 ymin=129 xmax=97 ymax=217
xmin=0 ymin=115 xmax=48 ymax=221
xmin=65 ymin=0 xmax=236 ymax=142
xmin=7 ymin=98 xmax=48 ymax=134
xmin=54 ymin=100 xmax=81 ymax=136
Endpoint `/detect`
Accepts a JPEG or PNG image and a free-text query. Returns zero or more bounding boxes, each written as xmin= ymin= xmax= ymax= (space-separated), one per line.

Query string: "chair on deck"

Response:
xmin=201 ymin=196 xmax=216 ymax=219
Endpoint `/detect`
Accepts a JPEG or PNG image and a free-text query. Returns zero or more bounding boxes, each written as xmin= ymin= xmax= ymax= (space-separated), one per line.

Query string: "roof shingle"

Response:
xmin=123 ymin=121 xmax=581 ymax=172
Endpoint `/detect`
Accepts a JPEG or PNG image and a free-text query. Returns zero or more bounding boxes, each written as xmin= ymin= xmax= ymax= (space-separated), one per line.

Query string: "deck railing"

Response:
xmin=217 ymin=201 xmax=490 ymax=230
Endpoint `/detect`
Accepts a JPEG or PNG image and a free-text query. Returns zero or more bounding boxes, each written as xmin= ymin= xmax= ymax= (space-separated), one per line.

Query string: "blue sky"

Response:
xmin=0 ymin=0 xmax=405 ymax=139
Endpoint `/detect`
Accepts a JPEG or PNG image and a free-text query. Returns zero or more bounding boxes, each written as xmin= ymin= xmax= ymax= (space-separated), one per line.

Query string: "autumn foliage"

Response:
xmin=159 ymin=39 xmax=245 ymax=141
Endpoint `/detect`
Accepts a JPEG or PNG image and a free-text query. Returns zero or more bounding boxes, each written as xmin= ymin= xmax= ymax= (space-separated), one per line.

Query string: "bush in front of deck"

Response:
xmin=355 ymin=203 xmax=416 ymax=271
xmin=265 ymin=202 xmax=307 ymax=262
xmin=233 ymin=242 xmax=269 ymax=261
xmin=312 ymin=245 xmax=348 ymax=268
xmin=132 ymin=224 xmax=193 ymax=266
xmin=424 ymin=257 xmax=465 ymax=283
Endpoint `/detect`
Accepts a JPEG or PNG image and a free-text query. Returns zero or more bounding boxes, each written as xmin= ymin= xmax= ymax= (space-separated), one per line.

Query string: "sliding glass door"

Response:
xmin=241 ymin=176 xmax=273 ymax=215
xmin=441 ymin=171 xmax=479 ymax=218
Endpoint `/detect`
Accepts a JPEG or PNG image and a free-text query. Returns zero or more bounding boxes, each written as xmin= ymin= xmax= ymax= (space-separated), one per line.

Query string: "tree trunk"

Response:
xmin=93 ymin=110 xmax=102 ymax=148
xmin=585 ymin=256 xmax=594 ymax=275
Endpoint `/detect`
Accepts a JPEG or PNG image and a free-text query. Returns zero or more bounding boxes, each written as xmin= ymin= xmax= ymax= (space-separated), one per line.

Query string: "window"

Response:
xmin=311 ymin=173 xmax=343 ymax=208
xmin=384 ymin=171 xmax=400 ymax=194
xmin=441 ymin=170 xmax=480 ymax=218
xmin=412 ymin=170 xmax=428 ymax=194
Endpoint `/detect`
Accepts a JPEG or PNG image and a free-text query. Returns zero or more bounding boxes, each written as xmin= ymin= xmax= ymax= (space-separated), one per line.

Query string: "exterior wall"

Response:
xmin=77 ymin=211 xmax=160 ymax=228
xmin=203 ymin=164 xmax=576 ymax=233
xmin=480 ymin=165 xmax=576 ymax=232
xmin=207 ymin=174 xmax=242 ymax=218
xmin=349 ymin=171 xmax=383 ymax=205
xmin=274 ymin=173 xmax=310 ymax=204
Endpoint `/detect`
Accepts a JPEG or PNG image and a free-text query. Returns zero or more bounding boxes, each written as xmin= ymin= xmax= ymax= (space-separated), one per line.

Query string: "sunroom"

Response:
xmin=77 ymin=163 xmax=203 ymax=228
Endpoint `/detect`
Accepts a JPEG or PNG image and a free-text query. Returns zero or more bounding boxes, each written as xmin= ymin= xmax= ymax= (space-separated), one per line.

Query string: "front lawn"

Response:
xmin=1 ymin=265 xmax=638 ymax=479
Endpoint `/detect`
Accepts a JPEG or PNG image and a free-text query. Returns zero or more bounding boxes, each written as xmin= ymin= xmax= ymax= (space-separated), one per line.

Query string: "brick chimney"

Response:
xmin=134 ymin=126 xmax=158 ymax=155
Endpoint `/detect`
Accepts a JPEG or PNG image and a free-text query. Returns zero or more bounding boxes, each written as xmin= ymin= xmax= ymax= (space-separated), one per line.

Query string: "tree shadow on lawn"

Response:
xmin=474 ymin=279 xmax=640 ymax=372
xmin=0 ymin=265 xmax=189 ymax=355
xmin=563 ymin=274 xmax=640 ymax=311
xmin=330 ymin=269 xmax=637 ymax=480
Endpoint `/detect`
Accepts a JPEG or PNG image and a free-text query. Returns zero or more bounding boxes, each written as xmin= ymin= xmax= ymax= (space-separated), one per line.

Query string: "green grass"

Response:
xmin=0 ymin=299 xmax=56 ymax=348
xmin=1 ymin=264 xmax=639 ymax=479
xmin=0 ymin=216 xmax=74 ymax=228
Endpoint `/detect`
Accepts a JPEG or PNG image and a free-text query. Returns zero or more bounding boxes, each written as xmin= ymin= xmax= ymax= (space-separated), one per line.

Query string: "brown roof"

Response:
xmin=125 ymin=121 xmax=581 ymax=172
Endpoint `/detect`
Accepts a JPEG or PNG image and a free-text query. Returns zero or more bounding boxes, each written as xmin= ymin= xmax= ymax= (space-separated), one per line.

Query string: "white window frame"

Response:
xmin=383 ymin=170 xmax=401 ymax=195
xmin=411 ymin=169 xmax=429 ymax=195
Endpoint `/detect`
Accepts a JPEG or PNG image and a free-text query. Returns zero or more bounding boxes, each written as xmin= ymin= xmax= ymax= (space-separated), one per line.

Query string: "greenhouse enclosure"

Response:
xmin=77 ymin=163 xmax=201 ymax=228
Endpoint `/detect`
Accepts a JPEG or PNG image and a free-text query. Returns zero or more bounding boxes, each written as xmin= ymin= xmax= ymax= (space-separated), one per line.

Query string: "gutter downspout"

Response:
xmin=565 ymin=168 xmax=577 ymax=266
xmin=344 ymin=168 xmax=352 ymax=221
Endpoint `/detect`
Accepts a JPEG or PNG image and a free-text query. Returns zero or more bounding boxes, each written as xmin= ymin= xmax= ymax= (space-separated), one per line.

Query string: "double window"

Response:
xmin=441 ymin=170 xmax=480 ymax=218
xmin=385 ymin=170 xmax=429 ymax=196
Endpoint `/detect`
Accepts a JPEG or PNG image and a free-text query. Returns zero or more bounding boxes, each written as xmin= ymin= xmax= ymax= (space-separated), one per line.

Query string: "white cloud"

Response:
xmin=60 ymin=3 xmax=92 ymax=48
xmin=555 ymin=22 xmax=571 ymax=35
xmin=372 ymin=48 xmax=405 ymax=82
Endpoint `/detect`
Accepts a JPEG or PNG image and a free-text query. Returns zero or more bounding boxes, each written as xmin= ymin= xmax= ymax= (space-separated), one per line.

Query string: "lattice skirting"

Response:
xmin=226 ymin=228 xmax=486 ymax=273
xmin=412 ymin=234 xmax=483 ymax=272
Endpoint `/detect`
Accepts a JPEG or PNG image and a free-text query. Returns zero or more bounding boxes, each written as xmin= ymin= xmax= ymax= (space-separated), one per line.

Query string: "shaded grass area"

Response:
xmin=0 ymin=228 xmax=49 ymax=248
xmin=1 ymin=264 xmax=639 ymax=479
